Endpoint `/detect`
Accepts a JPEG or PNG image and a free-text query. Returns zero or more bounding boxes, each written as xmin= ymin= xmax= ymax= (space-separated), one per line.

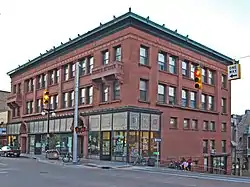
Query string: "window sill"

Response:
xmin=159 ymin=70 xmax=178 ymax=77
xmin=48 ymin=83 xmax=59 ymax=87
xmin=138 ymin=63 xmax=151 ymax=69
xmin=202 ymin=82 xmax=215 ymax=87
xmin=169 ymin=127 xmax=178 ymax=130
xmin=221 ymin=112 xmax=228 ymax=116
xmin=138 ymin=100 xmax=150 ymax=104
xmin=99 ymin=100 xmax=121 ymax=106
xmin=156 ymin=102 xmax=219 ymax=115
xmin=221 ymin=87 xmax=228 ymax=91
xmin=79 ymin=104 xmax=93 ymax=109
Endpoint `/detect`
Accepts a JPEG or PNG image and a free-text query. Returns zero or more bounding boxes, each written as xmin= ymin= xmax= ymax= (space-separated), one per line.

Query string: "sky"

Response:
xmin=0 ymin=0 xmax=249 ymax=115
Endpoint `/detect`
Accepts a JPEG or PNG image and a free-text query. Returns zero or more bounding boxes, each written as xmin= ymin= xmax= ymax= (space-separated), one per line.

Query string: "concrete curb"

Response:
xmin=84 ymin=163 xmax=132 ymax=169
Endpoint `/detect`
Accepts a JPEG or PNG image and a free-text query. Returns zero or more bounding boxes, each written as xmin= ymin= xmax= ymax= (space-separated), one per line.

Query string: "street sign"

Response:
xmin=154 ymin=138 xmax=161 ymax=142
xmin=227 ymin=64 xmax=241 ymax=81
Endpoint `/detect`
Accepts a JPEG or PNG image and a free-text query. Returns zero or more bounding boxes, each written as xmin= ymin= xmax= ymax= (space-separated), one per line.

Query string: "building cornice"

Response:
xmin=7 ymin=11 xmax=234 ymax=77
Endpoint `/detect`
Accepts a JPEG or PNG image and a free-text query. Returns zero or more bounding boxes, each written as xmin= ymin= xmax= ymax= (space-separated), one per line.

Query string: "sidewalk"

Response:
xmin=21 ymin=153 xmax=132 ymax=169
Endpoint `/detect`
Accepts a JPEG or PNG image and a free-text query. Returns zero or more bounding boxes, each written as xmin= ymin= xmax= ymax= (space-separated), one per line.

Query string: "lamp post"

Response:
xmin=41 ymin=107 xmax=56 ymax=150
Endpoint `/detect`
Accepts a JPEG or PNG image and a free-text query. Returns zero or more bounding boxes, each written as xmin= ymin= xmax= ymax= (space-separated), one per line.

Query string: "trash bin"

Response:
xmin=148 ymin=157 xmax=156 ymax=167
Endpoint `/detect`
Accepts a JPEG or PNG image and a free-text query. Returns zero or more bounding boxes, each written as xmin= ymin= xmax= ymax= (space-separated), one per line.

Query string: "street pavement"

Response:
xmin=0 ymin=157 xmax=250 ymax=187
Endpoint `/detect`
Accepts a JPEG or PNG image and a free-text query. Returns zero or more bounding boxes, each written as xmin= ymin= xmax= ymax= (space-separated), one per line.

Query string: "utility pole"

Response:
xmin=72 ymin=61 xmax=80 ymax=164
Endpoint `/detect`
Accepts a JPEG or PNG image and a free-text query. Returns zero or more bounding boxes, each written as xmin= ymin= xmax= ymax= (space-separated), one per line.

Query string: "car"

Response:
xmin=0 ymin=146 xmax=21 ymax=157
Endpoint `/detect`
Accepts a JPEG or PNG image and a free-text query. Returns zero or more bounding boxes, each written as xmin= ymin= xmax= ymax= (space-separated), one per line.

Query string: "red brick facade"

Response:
xmin=7 ymin=12 xmax=232 ymax=173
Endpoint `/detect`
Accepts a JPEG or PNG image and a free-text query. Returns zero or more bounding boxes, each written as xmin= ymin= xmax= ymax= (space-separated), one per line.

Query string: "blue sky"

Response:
xmin=0 ymin=0 xmax=249 ymax=114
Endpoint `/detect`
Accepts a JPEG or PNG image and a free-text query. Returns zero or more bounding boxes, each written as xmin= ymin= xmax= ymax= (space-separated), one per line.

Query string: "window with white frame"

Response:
xmin=208 ymin=70 xmax=214 ymax=85
xmin=182 ymin=61 xmax=188 ymax=76
xmin=158 ymin=52 xmax=166 ymax=71
xmin=80 ymin=88 xmax=85 ymax=104
xmin=139 ymin=79 xmax=148 ymax=101
xmin=201 ymin=94 xmax=206 ymax=110
xmin=208 ymin=96 xmax=214 ymax=111
xmin=168 ymin=86 xmax=176 ymax=105
xmin=182 ymin=89 xmax=188 ymax=107
xmin=139 ymin=46 xmax=148 ymax=65
xmin=169 ymin=56 xmax=176 ymax=74
xmin=157 ymin=84 xmax=165 ymax=103
xmin=190 ymin=91 xmax=196 ymax=108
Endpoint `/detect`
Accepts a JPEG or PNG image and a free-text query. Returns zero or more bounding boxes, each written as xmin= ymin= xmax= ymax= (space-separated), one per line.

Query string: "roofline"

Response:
xmin=7 ymin=11 xmax=233 ymax=77
xmin=0 ymin=90 xmax=10 ymax=93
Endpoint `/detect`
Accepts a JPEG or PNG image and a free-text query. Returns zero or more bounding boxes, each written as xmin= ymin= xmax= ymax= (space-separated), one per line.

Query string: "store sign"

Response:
xmin=0 ymin=128 xmax=6 ymax=135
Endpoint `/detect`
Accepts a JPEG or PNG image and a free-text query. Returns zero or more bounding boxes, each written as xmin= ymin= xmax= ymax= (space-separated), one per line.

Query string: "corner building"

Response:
xmin=7 ymin=11 xmax=232 ymax=173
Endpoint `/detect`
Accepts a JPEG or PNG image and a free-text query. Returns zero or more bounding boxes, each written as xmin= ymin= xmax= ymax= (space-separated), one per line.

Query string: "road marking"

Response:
xmin=128 ymin=169 xmax=250 ymax=184
xmin=0 ymin=171 xmax=8 ymax=174
xmin=0 ymin=163 xmax=7 ymax=166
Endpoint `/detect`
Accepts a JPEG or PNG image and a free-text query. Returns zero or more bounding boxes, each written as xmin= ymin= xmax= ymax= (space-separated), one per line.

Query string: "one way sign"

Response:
xmin=227 ymin=64 xmax=241 ymax=81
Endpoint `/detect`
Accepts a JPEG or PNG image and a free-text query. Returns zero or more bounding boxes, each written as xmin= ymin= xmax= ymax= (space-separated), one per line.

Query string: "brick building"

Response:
xmin=0 ymin=90 xmax=10 ymax=147
xmin=6 ymin=10 xmax=232 ymax=173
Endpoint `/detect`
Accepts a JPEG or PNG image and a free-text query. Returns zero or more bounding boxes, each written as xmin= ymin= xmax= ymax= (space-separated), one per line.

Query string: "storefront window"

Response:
xmin=112 ymin=131 xmax=127 ymax=161
xmin=29 ymin=135 xmax=35 ymax=153
xmin=150 ymin=131 xmax=160 ymax=157
xmin=140 ymin=131 xmax=149 ymax=157
xmin=128 ymin=131 xmax=139 ymax=162
xmin=88 ymin=132 xmax=100 ymax=157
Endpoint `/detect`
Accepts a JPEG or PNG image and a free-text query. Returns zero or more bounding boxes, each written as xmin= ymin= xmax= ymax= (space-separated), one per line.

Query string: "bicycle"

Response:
xmin=62 ymin=152 xmax=80 ymax=163
xmin=132 ymin=154 xmax=147 ymax=166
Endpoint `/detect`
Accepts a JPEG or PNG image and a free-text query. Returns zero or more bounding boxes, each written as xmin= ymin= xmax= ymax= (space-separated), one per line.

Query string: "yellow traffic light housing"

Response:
xmin=43 ymin=90 xmax=50 ymax=105
xmin=194 ymin=66 xmax=202 ymax=89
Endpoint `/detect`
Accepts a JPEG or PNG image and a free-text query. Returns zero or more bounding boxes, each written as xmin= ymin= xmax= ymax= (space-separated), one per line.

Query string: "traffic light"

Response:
xmin=43 ymin=90 xmax=50 ymax=105
xmin=194 ymin=66 xmax=202 ymax=89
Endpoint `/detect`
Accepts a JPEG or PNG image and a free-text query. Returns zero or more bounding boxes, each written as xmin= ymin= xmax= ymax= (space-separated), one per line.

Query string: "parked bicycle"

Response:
xmin=132 ymin=154 xmax=147 ymax=166
xmin=62 ymin=152 xmax=80 ymax=163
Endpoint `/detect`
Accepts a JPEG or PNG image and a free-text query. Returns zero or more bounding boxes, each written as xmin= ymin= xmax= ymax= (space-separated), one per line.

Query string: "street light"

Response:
xmin=41 ymin=106 xmax=56 ymax=150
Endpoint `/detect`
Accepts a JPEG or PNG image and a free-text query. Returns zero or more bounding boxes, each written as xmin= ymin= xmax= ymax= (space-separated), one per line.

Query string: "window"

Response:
xmin=139 ymin=79 xmax=148 ymax=101
xmin=64 ymin=65 xmax=69 ymax=81
xmin=221 ymin=140 xmax=226 ymax=153
xmin=139 ymin=46 xmax=148 ymax=65
xmin=168 ymin=86 xmax=176 ymax=105
xmin=203 ymin=121 xmax=208 ymax=131
xmin=183 ymin=119 xmax=190 ymax=129
xmin=248 ymin=137 xmax=250 ymax=149
xmin=49 ymin=95 xmax=54 ymax=109
xmin=49 ymin=70 xmax=55 ymax=85
xmin=55 ymin=70 xmax=59 ymax=84
xmin=209 ymin=121 xmax=215 ymax=131
xmin=208 ymin=96 xmax=214 ymax=111
xmin=182 ymin=61 xmax=188 ymax=76
xmin=208 ymin=70 xmax=214 ymax=85
xmin=221 ymin=123 xmax=226 ymax=132
xmin=210 ymin=140 xmax=215 ymax=150
xmin=26 ymin=78 xmax=34 ymax=92
xmin=169 ymin=56 xmax=176 ymax=74
xmin=157 ymin=84 xmax=165 ymax=103
xmin=190 ymin=91 xmax=196 ymax=108
xmin=114 ymin=46 xmax=121 ymax=61
xmin=221 ymin=74 xmax=227 ymax=88
xmin=54 ymin=95 xmax=58 ymax=109
xmin=69 ymin=91 xmax=74 ymax=107
xmin=70 ymin=63 xmax=76 ymax=78
xmin=87 ymin=86 xmax=93 ymax=104
xmin=80 ymin=58 xmax=87 ymax=76
xmin=101 ymin=84 xmax=109 ymax=102
xmin=26 ymin=101 xmax=33 ymax=114
xmin=36 ymin=99 xmax=42 ymax=113
xmin=87 ymin=56 xmax=94 ymax=74
xmin=113 ymin=81 xmax=120 ymax=100
xmin=37 ymin=75 xmax=42 ymax=89
xmin=170 ymin=117 xmax=177 ymax=129
xmin=201 ymin=94 xmax=206 ymax=110
xmin=63 ymin=93 xmax=68 ymax=108
xmin=202 ymin=68 xmax=206 ymax=83
xmin=182 ymin=89 xmax=188 ymax=107
xmin=158 ymin=52 xmax=166 ymax=71
xmin=203 ymin=140 xmax=208 ymax=153
xmin=102 ymin=50 xmax=109 ymax=65
xmin=191 ymin=120 xmax=198 ymax=130
xmin=221 ymin=98 xmax=226 ymax=113
xmin=190 ymin=64 xmax=195 ymax=80
xmin=80 ymin=88 xmax=85 ymax=104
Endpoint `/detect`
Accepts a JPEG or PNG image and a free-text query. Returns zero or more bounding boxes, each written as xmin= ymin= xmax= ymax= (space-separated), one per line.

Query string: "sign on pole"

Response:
xmin=227 ymin=64 xmax=241 ymax=81
xmin=154 ymin=138 xmax=161 ymax=142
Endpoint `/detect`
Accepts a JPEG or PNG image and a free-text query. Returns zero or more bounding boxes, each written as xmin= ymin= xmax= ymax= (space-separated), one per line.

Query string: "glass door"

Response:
xmin=100 ymin=131 xmax=111 ymax=161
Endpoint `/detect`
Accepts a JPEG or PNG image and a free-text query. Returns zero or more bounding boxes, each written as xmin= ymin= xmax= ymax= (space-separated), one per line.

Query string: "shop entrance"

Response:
xmin=77 ymin=136 xmax=84 ymax=157
xmin=100 ymin=131 xmax=111 ymax=161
